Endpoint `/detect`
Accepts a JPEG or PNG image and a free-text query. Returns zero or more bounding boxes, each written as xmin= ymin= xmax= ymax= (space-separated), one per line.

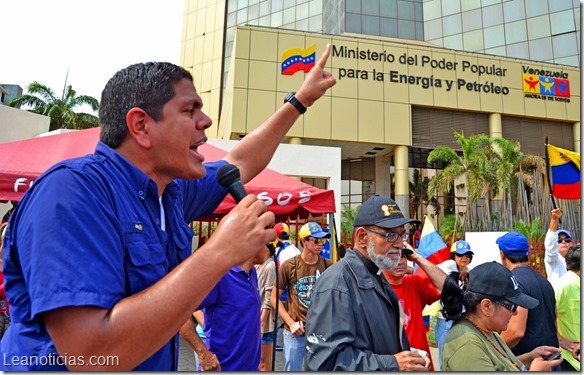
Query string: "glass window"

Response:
xmin=283 ymin=7 xmax=295 ymax=24
xmin=463 ymin=29 xmax=483 ymax=51
xmin=237 ymin=0 xmax=249 ymax=10
xmin=424 ymin=18 xmax=443 ymax=40
xmin=346 ymin=0 xmax=360 ymax=13
xmin=259 ymin=0 xmax=270 ymax=16
xmin=461 ymin=0 xmax=481 ymax=12
xmin=550 ymin=10 xmax=576 ymax=35
xmin=441 ymin=0 xmax=460 ymax=16
xmin=554 ymin=55 xmax=579 ymax=67
xmin=398 ymin=19 xmax=416 ymax=39
xmin=227 ymin=11 xmax=237 ymax=27
xmin=442 ymin=14 xmax=462 ymax=36
xmin=549 ymin=0 xmax=573 ymax=12
xmin=362 ymin=0 xmax=380 ymax=16
xmin=308 ymin=14 xmax=322 ymax=31
xmin=283 ymin=0 xmax=296 ymax=9
xmin=414 ymin=2 xmax=423 ymax=21
xmin=462 ymin=9 xmax=482 ymax=32
xmin=249 ymin=0 xmax=260 ymax=5
xmin=346 ymin=12 xmax=361 ymax=33
xmin=503 ymin=0 xmax=526 ymax=23
xmin=506 ymin=41 xmax=529 ymax=60
xmin=484 ymin=46 xmax=506 ymax=57
xmin=415 ymin=20 xmax=424 ymax=40
xmin=482 ymin=4 xmax=503 ymax=27
xmin=525 ymin=0 xmax=548 ymax=18
xmin=426 ymin=37 xmax=444 ymax=48
xmin=575 ymin=6 xmax=581 ymax=29
xmin=481 ymin=0 xmax=500 ymax=6
xmin=483 ymin=25 xmax=505 ymax=49
xmin=423 ymin=0 xmax=441 ymax=20
xmin=249 ymin=3 xmax=260 ymax=19
xmin=271 ymin=10 xmax=283 ymax=27
xmin=258 ymin=15 xmax=271 ymax=26
xmin=380 ymin=17 xmax=398 ymax=37
xmin=228 ymin=0 xmax=237 ymax=10
xmin=362 ymin=15 xmax=380 ymax=35
xmin=552 ymin=32 xmax=578 ymax=58
xmin=297 ymin=2 xmax=309 ymax=19
xmin=380 ymin=0 xmax=397 ymax=17
xmin=442 ymin=33 xmax=463 ymax=50
xmin=529 ymin=37 xmax=553 ymax=61
xmin=309 ymin=0 xmax=322 ymax=16
xmin=527 ymin=15 xmax=551 ymax=40
xmin=237 ymin=8 xmax=248 ymax=24
xmin=397 ymin=0 xmax=415 ymax=20
xmin=296 ymin=18 xmax=309 ymax=30
xmin=505 ymin=20 xmax=527 ymax=45
xmin=272 ymin=0 xmax=283 ymax=12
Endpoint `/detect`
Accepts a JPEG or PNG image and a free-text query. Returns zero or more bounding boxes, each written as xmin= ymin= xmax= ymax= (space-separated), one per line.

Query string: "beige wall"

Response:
xmin=0 ymin=105 xmax=50 ymax=143
xmin=181 ymin=0 xmax=226 ymax=138
xmin=222 ymin=26 xmax=580 ymax=146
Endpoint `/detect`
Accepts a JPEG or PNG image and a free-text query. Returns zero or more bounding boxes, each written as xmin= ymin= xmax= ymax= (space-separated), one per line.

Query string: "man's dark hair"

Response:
xmin=504 ymin=253 xmax=529 ymax=264
xmin=99 ymin=62 xmax=193 ymax=148
xmin=566 ymin=244 xmax=580 ymax=272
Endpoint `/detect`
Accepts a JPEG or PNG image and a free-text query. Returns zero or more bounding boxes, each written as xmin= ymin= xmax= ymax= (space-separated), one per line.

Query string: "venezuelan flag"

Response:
xmin=417 ymin=216 xmax=451 ymax=265
xmin=281 ymin=44 xmax=316 ymax=75
xmin=547 ymin=144 xmax=580 ymax=200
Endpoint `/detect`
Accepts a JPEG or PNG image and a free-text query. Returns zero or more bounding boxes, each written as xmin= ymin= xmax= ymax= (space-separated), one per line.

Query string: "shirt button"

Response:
xmin=138 ymin=190 xmax=144 ymax=196
xmin=155 ymin=218 xmax=160 ymax=225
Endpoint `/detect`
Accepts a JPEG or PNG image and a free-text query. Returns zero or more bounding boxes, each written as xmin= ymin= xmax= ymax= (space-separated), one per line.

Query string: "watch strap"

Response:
xmin=284 ymin=92 xmax=306 ymax=114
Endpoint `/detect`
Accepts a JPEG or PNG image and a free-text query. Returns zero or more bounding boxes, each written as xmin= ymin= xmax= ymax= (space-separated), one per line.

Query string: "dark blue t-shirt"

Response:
xmin=510 ymin=265 xmax=559 ymax=356
xmin=0 ymin=141 xmax=228 ymax=370
xmin=199 ymin=266 xmax=261 ymax=370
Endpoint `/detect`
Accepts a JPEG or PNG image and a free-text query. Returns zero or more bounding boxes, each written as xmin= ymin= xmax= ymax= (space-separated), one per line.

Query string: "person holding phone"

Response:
xmin=441 ymin=262 xmax=562 ymax=371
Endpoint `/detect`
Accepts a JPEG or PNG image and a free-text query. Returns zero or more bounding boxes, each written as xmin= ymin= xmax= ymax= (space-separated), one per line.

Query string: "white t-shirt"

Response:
xmin=544 ymin=229 xmax=567 ymax=286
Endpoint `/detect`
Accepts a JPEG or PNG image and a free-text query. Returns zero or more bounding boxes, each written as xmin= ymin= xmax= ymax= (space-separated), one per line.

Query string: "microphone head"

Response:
xmin=217 ymin=163 xmax=241 ymax=188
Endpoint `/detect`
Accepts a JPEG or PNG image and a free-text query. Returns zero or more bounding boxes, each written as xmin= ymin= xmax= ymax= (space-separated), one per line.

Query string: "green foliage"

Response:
xmin=341 ymin=204 xmax=360 ymax=242
xmin=438 ymin=214 xmax=462 ymax=244
xmin=9 ymin=81 xmax=100 ymax=131
xmin=506 ymin=216 xmax=545 ymax=240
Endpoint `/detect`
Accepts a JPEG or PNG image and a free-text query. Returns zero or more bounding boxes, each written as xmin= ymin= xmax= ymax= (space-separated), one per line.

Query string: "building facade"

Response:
xmin=180 ymin=0 xmax=580 ymax=232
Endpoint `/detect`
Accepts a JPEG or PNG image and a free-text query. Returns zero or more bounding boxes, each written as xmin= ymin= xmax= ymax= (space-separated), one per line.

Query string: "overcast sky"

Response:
xmin=0 ymin=0 xmax=184 ymax=104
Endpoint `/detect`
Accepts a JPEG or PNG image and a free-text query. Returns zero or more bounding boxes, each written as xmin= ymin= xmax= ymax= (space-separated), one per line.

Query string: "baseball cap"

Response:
xmin=274 ymin=223 xmax=290 ymax=240
xmin=450 ymin=240 xmax=474 ymax=255
xmin=558 ymin=229 xmax=572 ymax=238
xmin=353 ymin=195 xmax=421 ymax=229
xmin=299 ymin=222 xmax=331 ymax=239
xmin=496 ymin=232 xmax=530 ymax=257
xmin=468 ymin=262 xmax=539 ymax=309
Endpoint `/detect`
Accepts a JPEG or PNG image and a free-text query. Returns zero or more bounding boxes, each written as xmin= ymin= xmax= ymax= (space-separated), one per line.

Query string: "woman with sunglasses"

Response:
xmin=441 ymin=262 xmax=562 ymax=371
xmin=433 ymin=240 xmax=474 ymax=370
xmin=544 ymin=208 xmax=574 ymax=284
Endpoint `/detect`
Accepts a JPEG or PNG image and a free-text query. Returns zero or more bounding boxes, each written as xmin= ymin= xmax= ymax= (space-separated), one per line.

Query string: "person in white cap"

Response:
xmin=544 ymin=208 xmax=574 ymax=285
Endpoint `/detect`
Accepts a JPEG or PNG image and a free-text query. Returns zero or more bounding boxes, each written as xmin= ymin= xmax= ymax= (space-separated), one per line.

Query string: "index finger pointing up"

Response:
xmin=315 ymin=43 xmax=332 ymax=69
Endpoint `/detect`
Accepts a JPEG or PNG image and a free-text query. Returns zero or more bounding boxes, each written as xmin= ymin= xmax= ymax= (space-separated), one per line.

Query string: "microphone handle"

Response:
xmin=227 ymin=181 xmax=247 ymax=203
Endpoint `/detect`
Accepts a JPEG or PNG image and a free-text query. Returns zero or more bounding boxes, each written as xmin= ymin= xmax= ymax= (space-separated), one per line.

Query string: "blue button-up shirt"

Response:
xmin=0 ymin=141 xmax=228 ymax=370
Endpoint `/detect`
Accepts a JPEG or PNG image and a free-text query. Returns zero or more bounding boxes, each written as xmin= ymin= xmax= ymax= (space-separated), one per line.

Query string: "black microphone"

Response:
xmin=217 ymin=163 xmax=247 ymax=203
xmin=217 ymin=163 xmax=276 ymax=256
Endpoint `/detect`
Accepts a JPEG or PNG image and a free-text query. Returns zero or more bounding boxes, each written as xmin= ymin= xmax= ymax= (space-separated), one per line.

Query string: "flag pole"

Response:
xmin=544 ymin=136 xmax=561 ymax=224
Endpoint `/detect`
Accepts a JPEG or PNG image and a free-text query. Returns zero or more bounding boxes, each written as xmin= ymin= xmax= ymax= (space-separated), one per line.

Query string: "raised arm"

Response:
xmin=224 ymin=44 xmax=336 ymax=183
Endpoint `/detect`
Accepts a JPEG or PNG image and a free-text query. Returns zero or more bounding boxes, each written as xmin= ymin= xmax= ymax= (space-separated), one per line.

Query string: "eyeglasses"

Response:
xmin=558 ymin=238 xmax=572 ymax=244
xmin=308 ymin=237 xmax=327 ymax=245
xmin=455 ymin=253 xmax=473 ymax=259
xmin=492 ymin=300 xmax=518 ymax=313
xmin=366 ymin=227 xmax=409 ymax=243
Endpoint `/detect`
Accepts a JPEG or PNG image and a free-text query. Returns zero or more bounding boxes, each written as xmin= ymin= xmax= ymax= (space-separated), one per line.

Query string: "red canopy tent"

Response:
xmin=0 ymin=127 xmax=335 ymax=219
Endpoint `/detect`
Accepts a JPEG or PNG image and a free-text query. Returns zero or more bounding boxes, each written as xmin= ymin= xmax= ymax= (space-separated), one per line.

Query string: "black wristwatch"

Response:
xmin=284 ymin=92 xmax=306 ymax=114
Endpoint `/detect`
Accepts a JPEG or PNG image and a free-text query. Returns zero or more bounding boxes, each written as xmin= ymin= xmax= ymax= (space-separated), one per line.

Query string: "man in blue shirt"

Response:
xmin=0 ymin=47 xmax=335 ymax=370
xmin=180 ymin=253 xmax=262 ymax=371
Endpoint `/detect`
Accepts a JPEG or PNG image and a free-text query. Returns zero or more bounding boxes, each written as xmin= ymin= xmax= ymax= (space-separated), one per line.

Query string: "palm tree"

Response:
xmin=8 ymin=81 xmax=100 ymax=131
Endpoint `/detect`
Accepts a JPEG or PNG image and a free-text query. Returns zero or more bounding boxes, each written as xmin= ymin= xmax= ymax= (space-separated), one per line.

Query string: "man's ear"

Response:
xmin=126 ymin=107 xmax=153 ymax=148
xmin=355 ymin=227 xmax=368 ymax=246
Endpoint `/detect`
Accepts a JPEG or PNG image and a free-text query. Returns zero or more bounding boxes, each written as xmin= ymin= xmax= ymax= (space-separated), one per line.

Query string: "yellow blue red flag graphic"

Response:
xmin=547 ymin=144 xmax=580 ymax=199
xmin=281 ymin=44 xmax=316 ymax=75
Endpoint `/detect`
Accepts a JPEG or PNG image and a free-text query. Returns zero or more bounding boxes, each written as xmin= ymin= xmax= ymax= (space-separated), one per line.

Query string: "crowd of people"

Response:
xmin=0 ymin=44 xmax=579 ymax=371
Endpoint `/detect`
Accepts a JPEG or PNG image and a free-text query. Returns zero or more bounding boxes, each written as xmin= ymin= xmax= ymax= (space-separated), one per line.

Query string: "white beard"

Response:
xmin=366 ymin=237 xmax=400 ymax=270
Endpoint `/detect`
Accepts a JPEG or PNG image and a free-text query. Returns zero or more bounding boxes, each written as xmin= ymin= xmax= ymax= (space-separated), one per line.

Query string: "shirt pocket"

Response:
xmin=174 ymin=223 xmax=195 ymax=262
xmin=123 ymin=225 xmax=168 ymax=294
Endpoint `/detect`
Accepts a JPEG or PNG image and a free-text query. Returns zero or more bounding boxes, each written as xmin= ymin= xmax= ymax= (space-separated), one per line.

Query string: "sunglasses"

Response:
xmin=492 ymin=300 xmax=518 ymax=313
xmin=558 ymin=238 xmax=572 ymax=244
xmin=366 ymin=227 xmax=409 ymax=243
xmin=308 ymin=237 xmax=327 ymax=245
xmin=455 ymin=253 xmax=473 ymax=259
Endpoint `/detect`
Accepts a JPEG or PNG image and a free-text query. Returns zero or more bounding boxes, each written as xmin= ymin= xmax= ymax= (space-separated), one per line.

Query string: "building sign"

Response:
xmin=522 ymin=66 xmax=571 ymax=102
